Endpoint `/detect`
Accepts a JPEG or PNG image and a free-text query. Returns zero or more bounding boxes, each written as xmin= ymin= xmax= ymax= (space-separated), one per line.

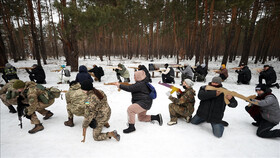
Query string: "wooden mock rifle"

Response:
xmin=158 ymin=81 xmax=183 ymax=94
xmin=231 ymin=67 xmax=242 ymax=70
xmin=106 ymin=67 xmax=122 ymax=70
xmin=211 ymin=69 xmax=221 ymax=73
xmin=88 ymin=72 xmax=98 ymax=81
xmin=128 ymin=67 xmax=139 ymax=70
xmin=51 ymin=69 xmax=61 ymax=72
xmin=205 ymin=85 xmax=258 ymax=105
xmin=18 ymin=67 xmax=34 ymax=70
xmin=104 ymin=82 xmax=132 ymax=91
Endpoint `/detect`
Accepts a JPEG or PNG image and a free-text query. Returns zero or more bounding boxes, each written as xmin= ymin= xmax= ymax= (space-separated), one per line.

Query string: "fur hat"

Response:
xmin=211 ymin=77 xmax=222 ymax=85
xmin=81 ymin=80 xmax=93 ymax=91
xmin=184 ymin=79 xmax=194 ymax=87
xmin=255 ymin=84 xmax=267 ymax=92
xmin=134 ymin=70 xmax=146 ymax=81
xmin=13 ymin=80 xmax=25 ymax=89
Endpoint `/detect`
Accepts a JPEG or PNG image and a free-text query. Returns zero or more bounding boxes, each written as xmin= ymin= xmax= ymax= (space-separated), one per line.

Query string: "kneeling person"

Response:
xmin=167 ymin=79 xmax=196 ymax=125
xmin=0 ymin=79 xmax=19 ymax=113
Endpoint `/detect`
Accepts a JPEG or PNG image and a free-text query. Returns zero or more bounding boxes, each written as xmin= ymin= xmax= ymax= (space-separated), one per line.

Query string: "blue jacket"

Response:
xmin=75 ymin=65 xmax=93 ymax=84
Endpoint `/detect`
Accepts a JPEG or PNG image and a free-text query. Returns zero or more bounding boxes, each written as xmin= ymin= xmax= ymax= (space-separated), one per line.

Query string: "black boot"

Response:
xmin=151 ymin=114 xmax=163 ymax=126
xmin=8 ymin=105 xmax=17 ymax=113
xmin=123 ymin=124 xmax=136 ymax=134
xmin=221 ymin=120 xmax=229 ymax=127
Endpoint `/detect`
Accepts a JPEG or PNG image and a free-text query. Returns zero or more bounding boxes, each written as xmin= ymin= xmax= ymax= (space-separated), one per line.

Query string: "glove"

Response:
xmin=89 ymin=119 xmax=97 ymax=129
xmin=235 ymin=70 xmax=238 ymax=73
xmin=166 ymin=91 xmax=171 ymax=97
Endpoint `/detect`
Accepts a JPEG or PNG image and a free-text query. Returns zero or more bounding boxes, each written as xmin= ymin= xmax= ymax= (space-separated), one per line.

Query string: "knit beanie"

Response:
xmin=13 ymin=80 xmax=25 ymax=89
xmin=134 ymin=70 xmax=146 ymax=81
xmin=211 ymin=77 xmax=222 ymax=85
xmin=263 ymin=65 xmax=269 ymax=68
xmin=220 ymin=64 xmax=226 ymax=69
xmin=255 ymin=84 xmax=267 ymax=92
xmin=81 ymin=80 xmax=93 ymax=91
xmin=184 ymin=79 xmax=194 ymax=87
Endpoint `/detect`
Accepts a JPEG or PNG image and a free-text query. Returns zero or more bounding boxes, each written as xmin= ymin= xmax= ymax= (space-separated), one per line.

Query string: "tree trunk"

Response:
xmin=0 ymin=29 xmax=8 ymax=67
xmin=37 ymin=0 xmax=47 ymax=64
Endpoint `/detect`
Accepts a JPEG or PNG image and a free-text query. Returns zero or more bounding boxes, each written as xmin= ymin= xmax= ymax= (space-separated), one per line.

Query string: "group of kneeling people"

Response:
xmin=0 ymin=70 xmax=279 ymax=142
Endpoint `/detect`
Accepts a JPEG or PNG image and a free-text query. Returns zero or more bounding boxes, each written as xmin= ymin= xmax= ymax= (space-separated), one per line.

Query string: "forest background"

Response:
xmin=1 ymin=0 xmax=279 ymax=71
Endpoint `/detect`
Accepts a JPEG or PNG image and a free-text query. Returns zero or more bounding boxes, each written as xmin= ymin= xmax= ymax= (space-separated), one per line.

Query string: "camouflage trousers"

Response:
xmin=0 ymin=94 xmax=17 ymax=107
xmin=93 ymin=108 xmax=111 ymax=141
xmin=169 ymin=103 xmax=194 ymax=122
xmin=30 ymin=109 xmax=50 ymax=124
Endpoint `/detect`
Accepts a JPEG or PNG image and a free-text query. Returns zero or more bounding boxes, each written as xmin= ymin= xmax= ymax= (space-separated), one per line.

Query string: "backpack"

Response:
xmin=64 ymin=69 xmax=71 ymax=77
xmin=99 ymin=67 xmax=104 ymax=76
xmin=36 ymin=84 xmax=60 ymax=104
xmin=146 ymin=83 xmax=157 ymax=99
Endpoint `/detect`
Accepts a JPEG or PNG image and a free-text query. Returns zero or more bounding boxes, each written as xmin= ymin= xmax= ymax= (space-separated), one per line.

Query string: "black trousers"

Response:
xmin=162 ymin=74 xmax=175 ymax=83
xmin=2 ymin=74 xmax=19 ymax=83
xmin=237 ymin=75 xmax=250 ymax=84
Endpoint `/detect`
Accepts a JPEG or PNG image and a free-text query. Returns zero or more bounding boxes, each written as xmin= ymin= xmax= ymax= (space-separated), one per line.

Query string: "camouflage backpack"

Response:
xmin=36 ymin=85 xmax=60 ymax=104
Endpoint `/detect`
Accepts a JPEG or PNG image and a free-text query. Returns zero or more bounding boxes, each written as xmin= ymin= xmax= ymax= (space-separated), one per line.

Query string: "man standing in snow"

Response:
xmin=245 ymin=84 xmax=280 ymax=138
xmin=167 ymin=79 xmax=195 ymax=125
xmin=191 ymin=77 xmax=238 ymax=138
xmin=13 ymin=80 xmax=56 ymax=134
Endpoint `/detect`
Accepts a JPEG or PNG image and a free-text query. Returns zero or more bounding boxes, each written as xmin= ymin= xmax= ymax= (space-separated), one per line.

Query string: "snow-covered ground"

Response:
xmin=1 ymin=56 xmax=279 ymax=158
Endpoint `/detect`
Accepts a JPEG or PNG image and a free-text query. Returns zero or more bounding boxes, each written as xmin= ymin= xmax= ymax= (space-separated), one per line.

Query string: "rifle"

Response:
xmin=158 ymin=81 xmax=182 ymax=94
xmin=61 ymin=90 xmax=68 ymax=93
xmin=254 ymin=68 xmax=263 ymax=73
xmin=51 ymin=69 xmax=61 ymax=72
xmin=18 ymin=67 xmax=34 ymax=70
xmin=104 ymin=82 xmax=132 ymax=91
xmin=205 ymin=85 xmax=258 ymax=105
xmin=106 ymin=67 xmax=122 ymax=70
xmin=231 ymin=67 xmax=242 ymax=70
xmin=89 ymin=72 xmax=98 ymax=81
xmin=211 ymin=69 xmax=221 ymax=73
xmin=17 ymin=95 xmax=30 ymax=129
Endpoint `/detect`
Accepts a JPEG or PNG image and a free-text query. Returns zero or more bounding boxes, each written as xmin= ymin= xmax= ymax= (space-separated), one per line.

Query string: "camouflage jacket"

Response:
xmin=20 ymin=81 xmax=54 ymax=115
xmin=0 ymin=79 xmax=19 ymax=104
xmin=0 ymin=79 xmax=19 ymax=96
xmin=82 ymin=89 xmax=110 ymax=128
xmin=169 ymin=87 xmax=196 ymax=108
xmin=65 ymin=83 xmax=87 ymax=116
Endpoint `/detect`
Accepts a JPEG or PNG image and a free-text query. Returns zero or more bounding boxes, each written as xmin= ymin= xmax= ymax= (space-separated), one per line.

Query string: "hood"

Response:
xmin=134 ymin=70 xmax=146 ymax=82
xmin=79 ymin=65 xmax=88 ymax=73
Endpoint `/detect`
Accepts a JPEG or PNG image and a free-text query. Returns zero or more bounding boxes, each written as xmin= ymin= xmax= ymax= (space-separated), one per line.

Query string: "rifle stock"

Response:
xmin=231 ymin=67 xmax=242 ymax=70
xmin=205 ymin=86 xmax=258 ymax=105
xmin=18 ymin=67 xmax=34 ymax=69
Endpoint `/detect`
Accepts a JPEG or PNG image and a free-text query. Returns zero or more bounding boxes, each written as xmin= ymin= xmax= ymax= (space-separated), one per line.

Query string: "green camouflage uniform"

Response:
xmin=20 ymin=82 xmax=55 ymax=124
xmin=0 ymin=79 xmax=19 ymax=106
xmin=65 ymin=83 xmax=87 ymax=118
xmin=83 ymin=89 xmax=111 ymax=141
xmin=168 ymin=87 xmax=196 ymax=122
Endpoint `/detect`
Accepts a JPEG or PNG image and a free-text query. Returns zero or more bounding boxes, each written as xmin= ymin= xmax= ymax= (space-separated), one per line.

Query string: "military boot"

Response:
xmin=28 ymin=123 xmax=44 ymax=134
xmin=64 ymin=117 xmax=74 ymax=127
xmin=151 ymin=114 xmax=163 ymax=126
xmin=108 ymin=130 xmax=120 ymax=141
xmin=123 ymin=124 xmax=136 ymax=134
xmin=43 ymin=111 xmax=53 ymax=120
xmin=8 ymin=105 xmax=17 ymax=113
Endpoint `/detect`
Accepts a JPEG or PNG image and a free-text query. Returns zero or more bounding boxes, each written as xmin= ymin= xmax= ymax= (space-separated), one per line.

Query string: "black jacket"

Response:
xmin=196 ymin=85 xmax=238 ymax=123
xmin=260 ymin=67 xmax=277 ymax=84
xmin=75 ymin=65 xmax=93 ymax=84
xmin=88 ymin=66 xmax=102 ymax=79
xmin=27 ymin=66 xmax=46 ymax=82
xmin=236 ymin=66 xmax=251 ymax=82
xmin=120 ymin=80 xmax=152 ymax=110
xmin=195 ymin=65 xmax=208 ymax=76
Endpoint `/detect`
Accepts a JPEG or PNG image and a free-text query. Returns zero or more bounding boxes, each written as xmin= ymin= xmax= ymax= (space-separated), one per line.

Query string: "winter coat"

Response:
xmin=195 ymin=84 xmax=237 ymax=123
xmin=82 ymin=89 xmax=111 ymax=128
xmin=117 ymin=64 xmax=130 ymax=78
xmin=219 ymin=68 xmax=228 ymax=79
xmin=75 ymin=65 xmax=93 ymax=84
xmin=162 ymin=67 xmax=175 ymax=78
xmin=236 ymin=66 xmax=251 ymax=82
xmin=254 ymin=89 xmax=280 ymax=124
xmin=0 ymin=79 xmax=19 ymax=105
xmin=27 ymin=66 xmax=46 ymax=82
xmin=66 ymin=82 xmax=87 ymax=118
xmin=260 ymin=67 xmax=277 ymax=84
xmin=195 ymin=65 xmax=208 ymax=76
xmin=180 ymin=66 xmax=194 ymax=78
xmin=4 ymin=66 xmax=17 ymax=76
xmin=88 ymin=66 xmax=103 ymax=79
xmin=120 ymin=71 xmax=152 ymax=110
xmin=169 ymin=87 xmax=196 ymax=115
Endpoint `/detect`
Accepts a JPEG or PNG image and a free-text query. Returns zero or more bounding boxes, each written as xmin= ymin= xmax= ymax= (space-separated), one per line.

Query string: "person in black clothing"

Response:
xmin=88 ymin=65 xmax=103 ymax=82
xmin=75 ymin=65 xmax=93 ymax=84
xmin=235 ymin=63 xmax=251 ymax=85
xmin=161 ymin=64 xmax=175 ymax=84
xmin=258 ymin=65 xmax=279 ymax=89
xmin=138 ymin=65 xmax=152 ymax=83
xmin=193 ymin=64 xmax=208 ymax=82
xmin=191 ymin=76 xmax=238 ymax=138
xmin=2 ymin=63 xmax=19 ymax=83
xmin=26 ymin=64 xmax=46 ymax=84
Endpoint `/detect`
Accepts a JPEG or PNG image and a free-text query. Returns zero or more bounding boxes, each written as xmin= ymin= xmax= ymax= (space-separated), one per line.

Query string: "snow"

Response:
xmin=1 ymin=56 xmax=280 ymax=158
